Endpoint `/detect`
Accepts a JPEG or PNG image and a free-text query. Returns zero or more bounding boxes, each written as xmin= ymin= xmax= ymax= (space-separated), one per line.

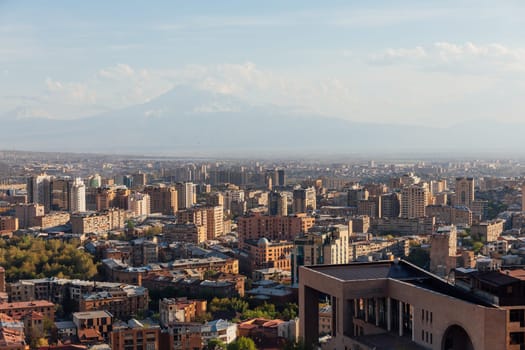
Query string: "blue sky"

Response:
xmin=2 ymin=0 xmax=525 ymax=125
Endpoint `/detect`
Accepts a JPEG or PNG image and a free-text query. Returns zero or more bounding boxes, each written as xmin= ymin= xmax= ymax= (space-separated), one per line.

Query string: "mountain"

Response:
xmin=1 ymin=86 xmax=524 ymax=156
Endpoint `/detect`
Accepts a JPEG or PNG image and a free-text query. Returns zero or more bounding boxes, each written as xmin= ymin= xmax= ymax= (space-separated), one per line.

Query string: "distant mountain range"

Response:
xmin=1 ymin=86 xmax=523 ymax=157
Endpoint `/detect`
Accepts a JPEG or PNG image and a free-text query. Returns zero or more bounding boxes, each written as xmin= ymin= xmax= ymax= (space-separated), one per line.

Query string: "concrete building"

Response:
xmin=175 ymin=182 xmax=195 ymax=210
xmin=268 ymin=191 xmax=288 ymax=216
xmin=430 ymin=225 xmax=458 ymax=277
xmin=79 ymin=286 xmax=149 ymax=320
xmin=31 ymin=212 xmax=70 ymax=229
xmin=127 ymin=192 xmax=151 ymax=217
xmin=70 ymin=177 xmax=86 ymax=213
xmin=163 ymin=223 xmax=207 ymax=244
xmin=0 ymin=216 xmax=18 ymax=232
xmin=293 ymin=187 xmax=316 ymax=213
xmin=27 ymin=174 xmax=52 ymax=213
xmin=237 ymin=212 xmax=315 ymax=247
xmin=14 ymin=203 xmax=44 ymax=229
xmin=110 ymin=319 xmax=160 ymax=350
xmin=400 ymin=184 xmax=429 ymax=219
xmin=299 ymin=260 xmax=512 ymax=350
xmin=242 ymin=238 xmax=294 ymax=273
xmin=472 ymin=219 xmax=505 ymax=242
xmin=292 ymin=224 xmax=351 ymax=284
xmin=70 ymin=209 xmax=126 ymax=234
xmin=454 ymin=177 xmax=475 ymax=208
xmin=380 ymin=193 xmax=400 ymax=219
xmin=143 ymin=185 xmax=178 ymax=215
xmin=348 ymin=188 xmax=369 ymax=207
xmin=159 ymin=298 xmax=207 ymax=327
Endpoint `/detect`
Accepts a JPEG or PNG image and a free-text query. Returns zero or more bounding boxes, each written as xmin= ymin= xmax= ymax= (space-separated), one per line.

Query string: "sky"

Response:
xmin=2 ymin=0 xmax=525 ymax=126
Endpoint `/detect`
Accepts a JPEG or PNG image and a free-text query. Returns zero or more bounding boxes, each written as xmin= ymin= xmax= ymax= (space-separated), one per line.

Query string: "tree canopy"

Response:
xmin=0 ymin=236 xmax=98 ymax=281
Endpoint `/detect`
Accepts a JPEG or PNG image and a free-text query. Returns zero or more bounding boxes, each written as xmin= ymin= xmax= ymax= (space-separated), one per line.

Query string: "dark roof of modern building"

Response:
xmin=307 ymin=260 xmax=428 ymax=281
xmin=305 ymin=260 xmax=496 ymax=308
xmin=473 ymin=270 xmax=518 ymax=287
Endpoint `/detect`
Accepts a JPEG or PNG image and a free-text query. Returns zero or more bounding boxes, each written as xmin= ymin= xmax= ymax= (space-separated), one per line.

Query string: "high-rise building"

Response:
xmin=292 ymin=224 xmax=351 ymax=284
xmin=69 ymin=177 xmax=86 ymax=213
xmin=347 ymin=188 xmax=369 ymax=207
xmin=128 ymin=192 xmax=151 ymax=217
xmin=143 ymin=185 xmax=178 ymax=215
xmin=50 ymin=177 xmax=72 ymax=211
xmin=275 ymin=169 xmax=286 ymax=187
xmin=27 ymin=174 xmax=52 ymax=212
xmin=454 ymin=177 xmax=474 ymax=208
xmin=400 ymin=184 xmax=429 ymax=219
xmin=268 ymin=191 xmax=288 ymax=216
xmin=381 ymin=192 xmax=400 ymax=218
xmin=293 ymin=187 xmax=316 ymax=213
xmin=175 ymin=182 xmax=195 ymax=210
xmin=132 ymin=173 xmax=147 ymax=189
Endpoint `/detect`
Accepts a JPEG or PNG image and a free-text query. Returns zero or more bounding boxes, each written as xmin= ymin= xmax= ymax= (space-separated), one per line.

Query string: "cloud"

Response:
xmin=368 ymin=42 xmax=525 ymax=73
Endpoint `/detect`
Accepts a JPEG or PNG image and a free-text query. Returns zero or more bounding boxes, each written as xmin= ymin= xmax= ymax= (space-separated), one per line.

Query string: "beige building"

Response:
xmin=71 ymin=208 xmax=126 ymax=234
xmin=159 ymin=298 xmax=207 ymax=327
xmin=31 ymin=212 xmax=70 ymax=229
xmin=14 ymin=203 xmax=44 ymax=229
xmin=143 ymin=184 xmax=178 ymax=215
xmin=472 ymin=219 xmax=505 ymax=242
xmin=128 ymin=192 xmax=151 ymax=217
xmin=0 ymin=216 xmax=18 ymax=232
xmin=292 ymin=224 xmax=351 ymax=284
xmin=400 ymin=184 xmax=429 ymax=219
xmin=163 ymin=223 xmax=207 ymax=244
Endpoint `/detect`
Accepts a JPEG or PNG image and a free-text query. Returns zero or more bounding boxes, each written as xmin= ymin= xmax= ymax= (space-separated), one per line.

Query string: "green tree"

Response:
xmin=227 ymin=337 xmax=256 ymax=350
xmin=473 ymin=241 xmax=484 ymax=253
xmin=206 ymin=339 xmax=227 ymax=350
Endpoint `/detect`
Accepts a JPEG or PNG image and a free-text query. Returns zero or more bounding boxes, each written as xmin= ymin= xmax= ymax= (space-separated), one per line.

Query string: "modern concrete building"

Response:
xmin=299 ymin=260 xmax=511 ymax=350
xmin=293 ymin=187 xmax=316 ymax=213
xmin=175 ymin=182 xmax=195 ymax=210
xmin=268 ymin=191 xmax=288 ymax=216
xmin=400 ymin=184 xmax=429 ymax=219
xmin=143 ymin=185 xmax=178 ymax=215
xmin=292 ymin=224 xmax=351 ymax=284
xmin=70 ymin=177 xmax=86 ymax=212
xmin=127 ymin=192 xmax=150 ymax=217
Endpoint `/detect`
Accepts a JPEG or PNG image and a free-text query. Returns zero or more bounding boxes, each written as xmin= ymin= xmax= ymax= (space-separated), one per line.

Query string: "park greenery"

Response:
xmin=0 ymin=236 xmax=98 ymax=281
xmin=208 ymin=297 xmax=298 ymax=321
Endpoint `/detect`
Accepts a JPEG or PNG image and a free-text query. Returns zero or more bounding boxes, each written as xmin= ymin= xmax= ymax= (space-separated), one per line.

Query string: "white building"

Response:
xmin=70 ymin=177 xmax=86 ymax=213
xmin=128 ymin=192 xmax=151 ymax=217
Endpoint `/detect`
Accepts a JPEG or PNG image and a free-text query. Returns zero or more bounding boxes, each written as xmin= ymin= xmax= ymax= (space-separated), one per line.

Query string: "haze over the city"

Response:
xmin=2 ymin=1 xmax=525 ymax=154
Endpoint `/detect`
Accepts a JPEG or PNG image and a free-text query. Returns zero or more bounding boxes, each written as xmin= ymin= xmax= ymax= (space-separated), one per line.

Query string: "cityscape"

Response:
xmin=1 ymin=153 xmax=525 ymax=349
xmin=2 ymin=1 xmax=525 ymax=350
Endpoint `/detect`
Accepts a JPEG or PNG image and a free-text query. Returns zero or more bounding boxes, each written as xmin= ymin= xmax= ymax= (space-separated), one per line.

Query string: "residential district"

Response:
xmin=0 ymin=151 xmax=525 ymax=349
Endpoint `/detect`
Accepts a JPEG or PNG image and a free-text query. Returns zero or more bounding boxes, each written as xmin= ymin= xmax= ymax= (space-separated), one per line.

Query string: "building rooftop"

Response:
xmin=73 ymin=310 xmax=113 ymax=319
xmin=305 ymin=260 xmax=496 ymax=307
